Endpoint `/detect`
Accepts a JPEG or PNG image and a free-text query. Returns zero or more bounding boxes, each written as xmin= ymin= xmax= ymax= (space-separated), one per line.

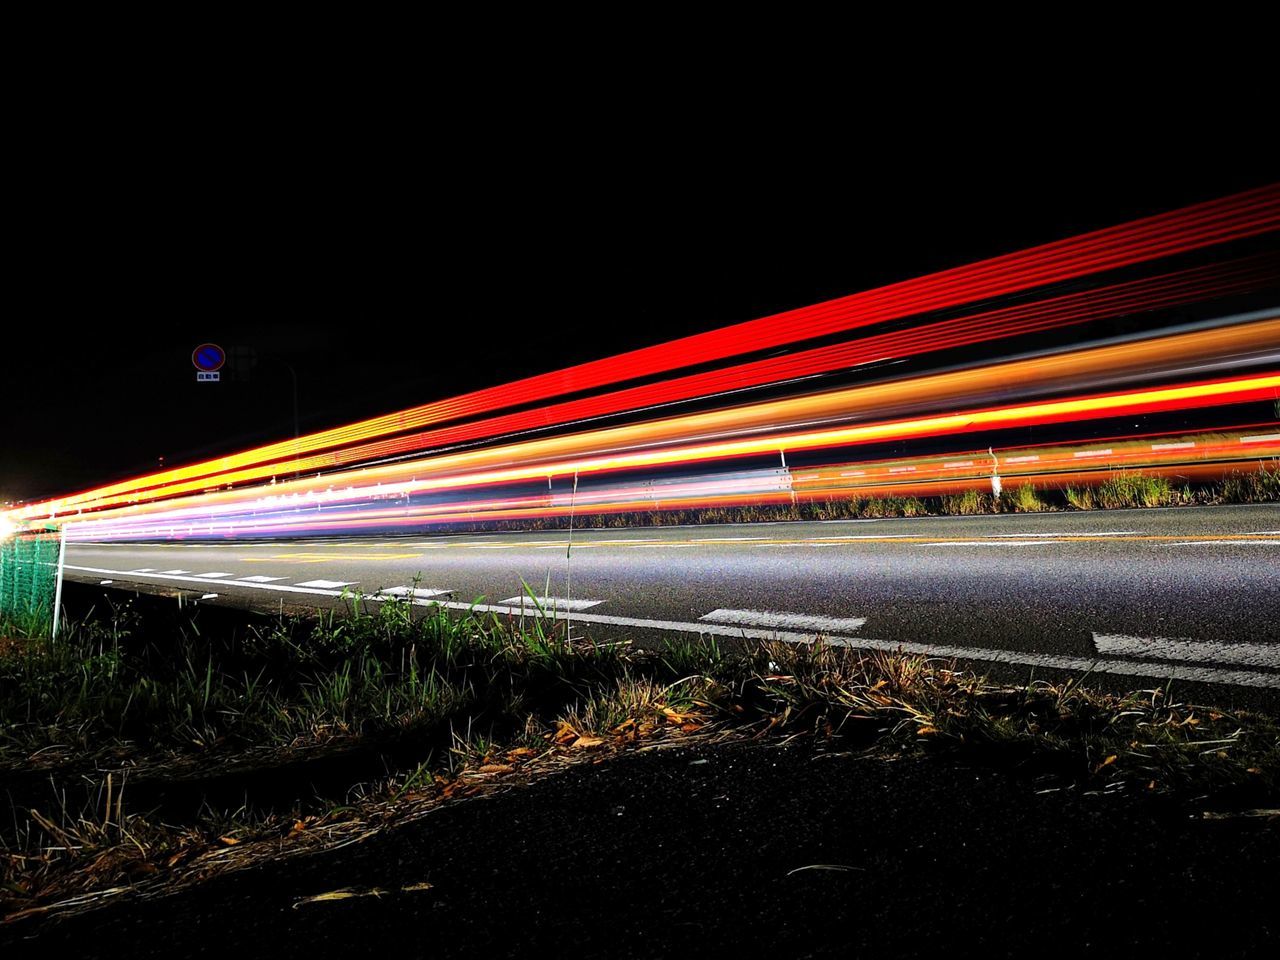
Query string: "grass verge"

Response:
xmin=2 ymin=596 xmax=1278 ymax=927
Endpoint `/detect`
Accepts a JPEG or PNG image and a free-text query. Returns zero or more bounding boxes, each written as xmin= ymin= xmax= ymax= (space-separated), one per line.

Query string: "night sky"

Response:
xmin=3 ymin=138 xmax=1274 ymax=502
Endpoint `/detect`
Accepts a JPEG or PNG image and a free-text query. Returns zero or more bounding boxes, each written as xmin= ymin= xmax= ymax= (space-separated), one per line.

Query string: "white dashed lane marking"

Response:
xmin=158 ymin=570 xmax=190 ymax=575
xmin=241 ymin=576 xmax=288 ymax=583
xmin=61 ymin=564 xmax=1280 ymax=688
xmin=377 ymin=586 xmax=452 ymax=599
xmin=1094 ymin=633 xmax=1280 ymax=669
xmin=496 ymin=595 xmax=604 ymax=611
xmin=195 ymin=572 xmax=233 ymax=578
xmin=700 ymin=609 xmax=867 ymax=633
xmin=294 ymin=579 xmax=358 ymax=589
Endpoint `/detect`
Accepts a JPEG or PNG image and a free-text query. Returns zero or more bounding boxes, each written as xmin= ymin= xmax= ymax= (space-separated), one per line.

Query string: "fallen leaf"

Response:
xmin=401 ymin=882 xmax=434 ymax=893
xmin=293 ymin=887 xmax=388 ymax=909
xmin=916 ymin=726 xmax=938 ymax=736
xmin=506 ymin=747 xmax=537 ymax=760
xmin=218 ymin=836 xmax=240 ymax=846
xmin=786 ymin=864 xmax=866 ymax=876
xmin=571 ymin=736 xmax=605 ymax=750
xmin=478 ymin=763 xmax=514 ymax=774
xmin=553 ymin=722 xmax=579 ymax=744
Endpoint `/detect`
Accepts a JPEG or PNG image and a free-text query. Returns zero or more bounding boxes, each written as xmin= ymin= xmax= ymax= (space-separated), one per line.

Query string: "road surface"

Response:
xmin=64 ymin=504 xmax=1280 ymax=689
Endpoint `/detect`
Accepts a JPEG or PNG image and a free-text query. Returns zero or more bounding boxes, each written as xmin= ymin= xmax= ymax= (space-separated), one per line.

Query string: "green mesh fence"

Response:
xmin=0 ymin=533 xmax=60 ymax=629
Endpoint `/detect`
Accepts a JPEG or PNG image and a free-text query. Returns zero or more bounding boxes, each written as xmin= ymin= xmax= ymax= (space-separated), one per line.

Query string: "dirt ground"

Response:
xmin=5 ymin=739 xmax=1277 ymax=958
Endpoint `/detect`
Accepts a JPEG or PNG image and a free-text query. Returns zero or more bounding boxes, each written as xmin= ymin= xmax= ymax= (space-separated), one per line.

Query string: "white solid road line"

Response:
xmin=62 ymin=564 xmax=1280 ymax=688
xmin=936 ymin=540 xmax=1065 ymax=546
xmin=1170 ymin=540 xmax=1280 ymax=546
xmin=378 ymin=586 xmax=452 ymax=599
xmin=700 ymin=609 xmax=867 ymax=633
xmin=1241 ymin=433 xmax=1280 ymax=443
xmin=990 ymin=532 xmax=1135 ymax=538
xmin=294 ymin=579 xmax=358 ymax=589
xmin=1094 ymin=633 xmax=1280 ymax=669
xmin=496 ymin=595 xmax=604 ymax=611
xmin=241 ymin=575 xmax=288 ymax=583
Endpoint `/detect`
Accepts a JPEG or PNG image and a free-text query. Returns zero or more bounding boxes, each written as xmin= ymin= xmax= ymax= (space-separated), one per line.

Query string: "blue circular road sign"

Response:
xmin=193 ymin=343 xmax=226 ymax=372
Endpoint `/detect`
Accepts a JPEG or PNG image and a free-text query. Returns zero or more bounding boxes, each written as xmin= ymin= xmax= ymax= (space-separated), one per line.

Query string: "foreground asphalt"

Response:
xmin=8 ymin=741 xmax=1278 ymax=958
xmin=63 ymin=504 xmax=1280 ymax=693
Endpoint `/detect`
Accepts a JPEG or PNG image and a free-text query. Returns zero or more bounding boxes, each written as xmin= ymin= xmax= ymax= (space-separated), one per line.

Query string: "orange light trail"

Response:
xmin=15 ymin=184 xmax=1280 ymax=521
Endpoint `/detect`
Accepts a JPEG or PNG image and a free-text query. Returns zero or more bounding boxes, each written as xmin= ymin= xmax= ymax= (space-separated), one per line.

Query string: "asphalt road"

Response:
xmin=64 ymin=504 xmax=1280 ymax=690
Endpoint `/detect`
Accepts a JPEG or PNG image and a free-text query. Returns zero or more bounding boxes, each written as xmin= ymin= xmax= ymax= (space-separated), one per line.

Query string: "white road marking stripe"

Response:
xmin=889 ymin=467 xmax=916 ymax=473
xmin=1241 ymin=433 xmax=1280 ymax=443
xmin=936 ymin=540 xmax=1065 ymax=546
xmin=99 ymin=580 xmax=114 ymax=585
xmin=195 ymin=572 xmax=233 ymax=578
xmin=131 ymin=568 xmax=156 ymax=573
xmin=241 ymin=576 xmax=288 ymax=583
xmin=1093 ymin=633 xmax=1280 ymax=669
xmin=943 ymin=461 xmax=975 ymax=468
xmin=61 ymin=565 xmax=1280 ymax=688
xmin=990 ymin=532 xmax=1135 ymax=538
xmin=1170 ymin=540 xmax=1280 ymax=546
xmin=821 ymin=535 xmax=917 ymax=541
xmin=158 ymin=570 xmax=190 ymax=575
xmin=378 ymin=586 xmax=452 ymax=599
xmin=1073 ymin=449 xmax=1113 ymax=458
xmin=1152 ymin=442 xmax=1195 ymax=451
xmin=700 ymin=609 xmax=867 ymax=633
xmin=840 ymin=470 xmax=866 ymax=476
xmin=295 ymin=579 xmax=358 ymax=589
xmin=200 ymin=593 xmax=219 ymax=600
xmin=1006 ymin=455 xmax=1040 ymax=463
xmin=497 ymin=595 xmax=604 ymax=611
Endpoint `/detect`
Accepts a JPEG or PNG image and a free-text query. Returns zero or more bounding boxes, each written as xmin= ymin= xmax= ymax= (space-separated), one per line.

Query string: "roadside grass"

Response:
xmin=1220 ymin=460 xmax=1280 ymax=503
xmin=1094 ymin=472 xmax=1180 ymax=509
xmin=998 ymin=483 xmax=1047 ymax=513
xmin=3 ymin=598 xmax=1278 ymax=926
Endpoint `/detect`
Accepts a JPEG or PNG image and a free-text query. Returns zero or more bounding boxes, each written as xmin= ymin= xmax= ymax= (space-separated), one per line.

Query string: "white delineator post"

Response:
xmin=989 ymin=447 xmax=1002 ymax=499
xmin=51 ymin=523 xmax=68 ymax=640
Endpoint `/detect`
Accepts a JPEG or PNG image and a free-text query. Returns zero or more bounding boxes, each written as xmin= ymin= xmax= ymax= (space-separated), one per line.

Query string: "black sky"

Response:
xmin=3 ymin=114 xmax=1275 ymax=500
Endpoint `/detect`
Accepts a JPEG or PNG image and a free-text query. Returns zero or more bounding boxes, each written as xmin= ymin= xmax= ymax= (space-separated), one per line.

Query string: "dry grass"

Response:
xmin=4 ymin=605 xmax=1277 ymax=928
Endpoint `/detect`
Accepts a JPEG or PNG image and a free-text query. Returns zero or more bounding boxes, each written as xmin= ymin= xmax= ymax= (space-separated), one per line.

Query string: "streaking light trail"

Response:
xmin=12 ymin=184 xmax=1280 ymax=522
